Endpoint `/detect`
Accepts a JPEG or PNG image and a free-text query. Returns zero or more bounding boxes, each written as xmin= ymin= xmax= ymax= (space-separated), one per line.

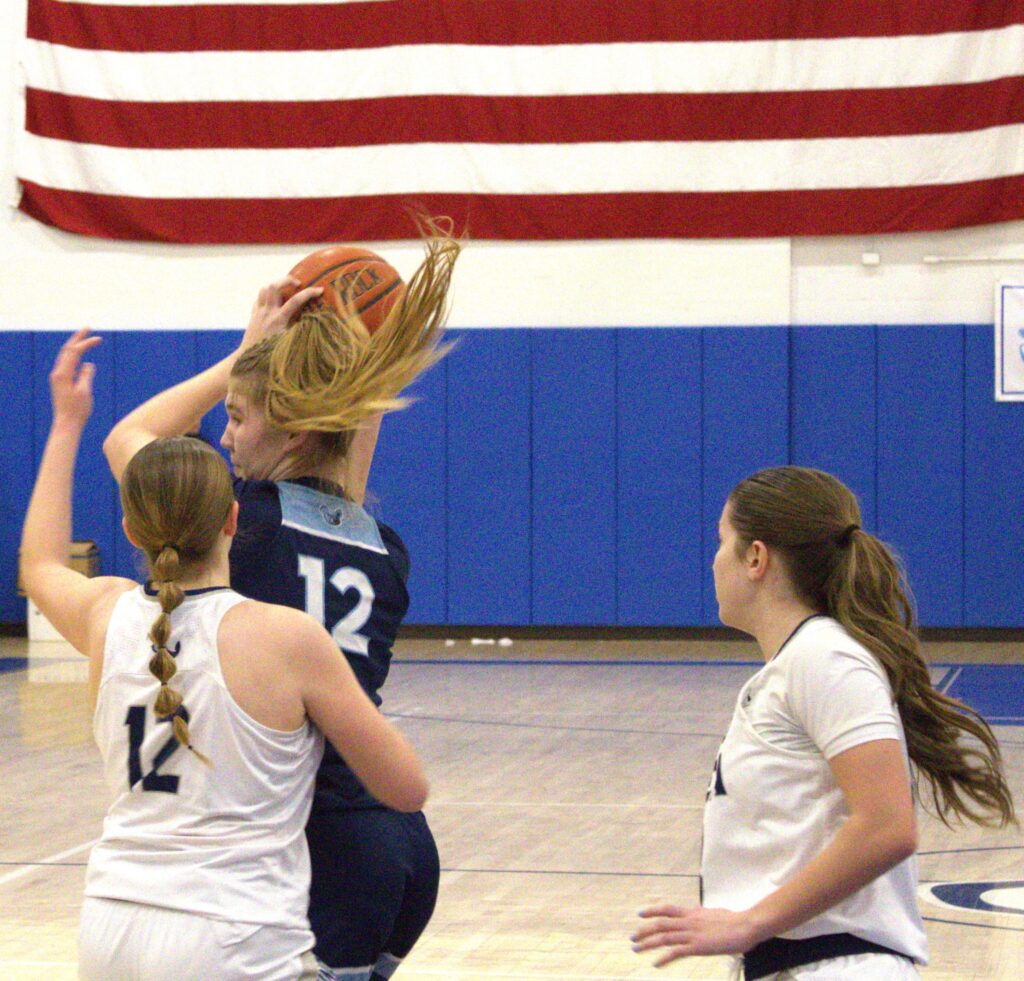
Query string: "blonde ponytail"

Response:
xmin=265 ymin=219 xmax=459 ymax=435
xmin=230 ymin=217 xmax=461 ymax=482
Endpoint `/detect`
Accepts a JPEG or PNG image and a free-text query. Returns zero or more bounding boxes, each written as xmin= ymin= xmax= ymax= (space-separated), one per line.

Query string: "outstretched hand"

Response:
xmin=631 ymin=902 xmax=760 ymax=967
xmin=241 ymin=276 xmax=323 ymax=350
xmin=50 ymin=329 xmax=101 ymax=428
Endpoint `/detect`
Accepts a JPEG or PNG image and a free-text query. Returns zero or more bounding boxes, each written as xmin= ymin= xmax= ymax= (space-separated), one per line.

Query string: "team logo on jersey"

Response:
xmin=921 ymin=880 xmax=1024 ymax=917
xmin=319 ymin=504 xmax=345 ymax=527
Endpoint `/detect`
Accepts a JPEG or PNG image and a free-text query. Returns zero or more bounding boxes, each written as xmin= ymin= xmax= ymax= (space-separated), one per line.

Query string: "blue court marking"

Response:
xmin=0 ymin=658 xmax=28 ymax=675
xmin=929 ymin=881 xmax=1024 ymax=917
xmin=940 ymin=665 xmax=1024 ymax=726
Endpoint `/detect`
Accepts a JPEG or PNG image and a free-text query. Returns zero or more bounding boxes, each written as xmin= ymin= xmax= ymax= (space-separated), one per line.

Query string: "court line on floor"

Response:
xmin=433 ymin=800 xmax=702 ymax=809
xmin=395 ymin=658 xmax=760 ymax=667
xmin=401 ymin=972 xmax=685 ymax=980
xmin=922 ymin=915 xmax=1024 ymax=933
xmin=919 ymin=845 xmax=1024 ymax=857
xmin=441 ymin=867 xmax=698 ymax=879
xmin=0 ymin=840 xmax=96 ymax=888
xmin=388 ymin=712 xmax=723 ymax=739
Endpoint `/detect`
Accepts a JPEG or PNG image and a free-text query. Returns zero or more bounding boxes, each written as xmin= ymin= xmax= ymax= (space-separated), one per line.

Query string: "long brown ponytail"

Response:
xmin=121 ymin=437 xmax=233 ymax=764
xmin=729 ymin=466 xmax=1015 ymax=828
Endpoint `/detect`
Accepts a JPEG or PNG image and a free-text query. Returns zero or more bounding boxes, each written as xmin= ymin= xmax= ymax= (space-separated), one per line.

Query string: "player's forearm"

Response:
xmin=22 ymin=421 xmax=81 ymax=575
xmin=344 ymin=414 xmax=382 ymax=505
xmin=103 ymin=355 xmax=236 ymax=479
xmin=745 ymin=813 xmax=917 ymax=942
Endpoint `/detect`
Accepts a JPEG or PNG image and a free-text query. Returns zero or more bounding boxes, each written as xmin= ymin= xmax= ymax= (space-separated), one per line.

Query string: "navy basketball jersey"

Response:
xmin=229 ymin=477 xmax=410 ymax=808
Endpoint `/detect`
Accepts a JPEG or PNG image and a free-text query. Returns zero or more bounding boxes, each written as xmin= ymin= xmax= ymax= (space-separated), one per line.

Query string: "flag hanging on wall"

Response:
xmin=15 ymin=0 xmax=1024 ymax=244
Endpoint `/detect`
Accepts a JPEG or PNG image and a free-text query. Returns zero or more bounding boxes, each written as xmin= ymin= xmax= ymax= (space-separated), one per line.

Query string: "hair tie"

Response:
xmin=837 ymin=523 xmax=860 ymax=547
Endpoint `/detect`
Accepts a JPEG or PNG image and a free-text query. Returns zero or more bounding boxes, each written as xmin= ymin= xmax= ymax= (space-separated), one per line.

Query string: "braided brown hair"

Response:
xmin=121 ymin=437 xmax=233 ymax=764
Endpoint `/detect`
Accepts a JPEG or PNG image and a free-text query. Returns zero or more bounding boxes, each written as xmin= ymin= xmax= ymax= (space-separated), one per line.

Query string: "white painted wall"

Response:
xmin=2 ymin=1 xmax=1022 ymax=331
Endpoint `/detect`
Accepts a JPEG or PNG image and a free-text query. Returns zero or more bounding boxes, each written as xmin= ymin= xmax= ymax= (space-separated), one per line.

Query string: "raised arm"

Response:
xmin=631 ymin=738 xmax=916 ymax=965
xmin=21 ymin=330 xmax=136 ymax=656
xmin=344 ymin=413 xmax=383 ymax=506
xmin=103 ymin=278 xmax=321 ymax=482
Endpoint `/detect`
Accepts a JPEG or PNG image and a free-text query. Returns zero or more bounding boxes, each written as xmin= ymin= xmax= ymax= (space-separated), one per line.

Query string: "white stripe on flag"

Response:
xmin=21 ymin=28 xmax=1024 ymax=102
xmin=18 ymin=126 xmax=1024 ymax=198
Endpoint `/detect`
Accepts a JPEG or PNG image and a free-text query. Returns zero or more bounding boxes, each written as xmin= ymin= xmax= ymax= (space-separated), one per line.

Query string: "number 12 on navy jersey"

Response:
xmin=297 ymin=555 xmax=375 ymax=657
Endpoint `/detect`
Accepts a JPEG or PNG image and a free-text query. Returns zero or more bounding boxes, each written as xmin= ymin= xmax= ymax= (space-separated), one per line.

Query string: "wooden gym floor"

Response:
xmin=3 ymin=632 xmax=1023 ymax=980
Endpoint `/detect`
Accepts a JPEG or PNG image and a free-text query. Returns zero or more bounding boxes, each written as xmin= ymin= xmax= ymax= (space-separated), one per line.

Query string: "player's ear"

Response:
xmin=747 ymin=541 xmax=770 ymax=581
xmin=223 ymin=500 xmax=239 ymax=538
xmin=122 ymin=516 xmax=142 ymax=550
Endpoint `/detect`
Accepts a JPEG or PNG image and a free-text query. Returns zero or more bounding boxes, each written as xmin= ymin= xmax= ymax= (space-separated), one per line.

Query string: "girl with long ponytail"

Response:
xmin=102 ymin=217 xmax=460 ymax=981
xmin=633 ymin=466 xmax=1015 ymax=980
xmin=22 ymin=331 xmax=428 ymax=981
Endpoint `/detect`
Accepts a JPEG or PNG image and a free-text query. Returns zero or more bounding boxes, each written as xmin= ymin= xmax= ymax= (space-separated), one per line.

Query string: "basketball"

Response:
xmin=288 ymin=245 xmax=404 ymax=333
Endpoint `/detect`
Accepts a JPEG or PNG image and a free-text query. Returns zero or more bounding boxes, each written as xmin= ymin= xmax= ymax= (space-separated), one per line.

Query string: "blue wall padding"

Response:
xmin=877 ymin=326 xmax=965 ymax=627
xmin=964 ymin=324 xmax=1024 ymax=626
xmin=196 ymin=330 xmax=242 ymax=449
xmin=372 ymin=359 xmax=448 ymax=624
xmin=616 ymin=328 xmax=703 ymax=625
xmin=701 ymin=328 xmax=790 ymax=624
xmin=1 ymin=333 xmax=34 ymax=622
xmin=6 ymin=323 xmax=1024 ymax=628
xmin=112 ymin=332 xmax=201 ymax=578
xmin=445 ymin=329 xmax=532 ymax=625
xmin=532 ymin=329 xmax=617 ymax=625
xmin=790 ymin=326 xmax=877 ymax=530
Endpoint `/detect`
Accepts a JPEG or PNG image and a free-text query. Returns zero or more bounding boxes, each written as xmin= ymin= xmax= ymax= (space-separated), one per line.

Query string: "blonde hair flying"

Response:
xmin=233 ymin=217 xmax=459 ymax=459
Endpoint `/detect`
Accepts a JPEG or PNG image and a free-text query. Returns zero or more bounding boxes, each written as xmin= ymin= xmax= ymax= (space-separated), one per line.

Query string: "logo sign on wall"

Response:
xmin=995 ymin=283 xmax=1024 ymax=401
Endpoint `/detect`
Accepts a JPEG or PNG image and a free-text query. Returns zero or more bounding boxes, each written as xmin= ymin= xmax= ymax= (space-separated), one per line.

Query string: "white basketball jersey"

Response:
xmin=702 ymin=617 xmax=928 ymax=963
xmin=86 ymin=586 xmax=324 ymax=930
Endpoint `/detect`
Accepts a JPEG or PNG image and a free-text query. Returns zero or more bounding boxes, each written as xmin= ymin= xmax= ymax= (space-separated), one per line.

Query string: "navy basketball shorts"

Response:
xmin=306 ymin=808 xmax=440 ymax=974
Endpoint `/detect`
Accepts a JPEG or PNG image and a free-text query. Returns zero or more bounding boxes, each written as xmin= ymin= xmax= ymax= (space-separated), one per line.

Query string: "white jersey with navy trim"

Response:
xmin=86 ymin=586 xmax=324 ymax=930
xmin=702 ymin=616 xmax=928 ymax=964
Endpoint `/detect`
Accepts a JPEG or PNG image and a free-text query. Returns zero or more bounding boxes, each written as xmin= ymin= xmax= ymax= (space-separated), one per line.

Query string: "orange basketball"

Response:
xmin=287 ymin=245 xmax=404 ymax=333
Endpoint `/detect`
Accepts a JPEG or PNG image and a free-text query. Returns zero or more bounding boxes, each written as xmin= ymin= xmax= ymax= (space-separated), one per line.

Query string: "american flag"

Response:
xmin=16 ymin=0 xmax=1024 ymax=244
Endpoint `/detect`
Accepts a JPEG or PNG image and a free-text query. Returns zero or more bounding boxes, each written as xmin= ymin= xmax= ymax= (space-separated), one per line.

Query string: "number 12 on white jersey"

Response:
xmin=297 ymin=555 xmax=375 ymax=657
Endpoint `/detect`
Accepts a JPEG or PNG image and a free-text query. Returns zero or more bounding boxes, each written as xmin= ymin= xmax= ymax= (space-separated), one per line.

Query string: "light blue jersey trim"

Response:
xmin=278 ymin=481 xmax=387 ymax=555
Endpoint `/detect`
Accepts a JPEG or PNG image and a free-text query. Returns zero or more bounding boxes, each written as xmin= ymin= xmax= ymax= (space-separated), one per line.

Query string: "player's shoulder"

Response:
xmin=222 ymin=597 xmax=324 ymax=650
xmin=778 ymin=616 xmax=883 ymax=680
xmin=274 ymin=480 xmax=395 ymax=556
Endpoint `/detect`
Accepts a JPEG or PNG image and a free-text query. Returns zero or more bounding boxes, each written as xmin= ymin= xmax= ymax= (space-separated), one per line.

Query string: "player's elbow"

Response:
xmin=873 ymin=810 xmax=918 ymax=868
xmin=102 ymin=428 xmax=126 ymax=474
xmin=385 ymin=772 xmax=429 ymax=813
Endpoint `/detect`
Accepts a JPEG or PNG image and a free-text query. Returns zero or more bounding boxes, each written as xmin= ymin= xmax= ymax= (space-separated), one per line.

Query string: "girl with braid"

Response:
xmin=21 ymin=330 xmax=428 ymax=981
xmin=633 ymin=466 xmax=1016 ymax=981
xmin=103 ymin=225 xmax=460 ymax=981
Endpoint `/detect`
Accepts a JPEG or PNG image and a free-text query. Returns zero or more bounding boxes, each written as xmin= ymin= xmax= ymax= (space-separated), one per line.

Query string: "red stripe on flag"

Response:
xmin=27 ymin=0 xmax=1024 ymax=52
xmin=18 ymin=177 xmax=1024 ymax=244
xmin=25 ymin=80 xmax=1024 ymax=149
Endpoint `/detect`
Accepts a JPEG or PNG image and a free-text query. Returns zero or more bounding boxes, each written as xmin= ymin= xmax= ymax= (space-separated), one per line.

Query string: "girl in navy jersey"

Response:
xmin=104 ymin=227 xmax=460 ymax=981
xmin=632 ymin=466 xmax=1015 ymax=980
xmin=21 ymin=330 xmax=428 ymax=981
